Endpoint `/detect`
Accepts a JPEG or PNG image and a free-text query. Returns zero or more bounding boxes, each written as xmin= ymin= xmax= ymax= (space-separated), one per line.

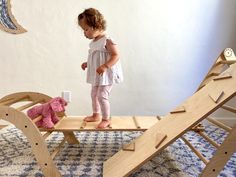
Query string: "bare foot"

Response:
xmin=97 ymin=119 xmax=111 ymax=129
xmin=84 ymin=113 xmax=100 ymax=122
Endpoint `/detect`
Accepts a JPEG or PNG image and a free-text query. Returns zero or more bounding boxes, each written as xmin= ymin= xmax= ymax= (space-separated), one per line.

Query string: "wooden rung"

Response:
xmin=80 ymin=121 xmax=86 ymax=129
xmin=0 ymin=95 xmax=29 ymax=106
xmin=191 ymin=124 xmax=204 ymax=132
xmin=206 ymin=72 xmax=221 ymax=78
xmin=16 ymin=99 xmax=44 ymax=111
xmin=181 ymin=137 xmax=209 ymax=164
xmin=51 ymin=138 xmax=66 ymax=159
xmin=218 ymin=60 xmax=236 ymax=65
xmin=221 ymin=105 xmax=236 ymax=114
xmin=156 ymin=115 xmax=161 ymax=121
xmin=42 ymin=131 xmax=52 ymax=140
xmin=197 ymin=131 xmax=220 ymax=148
xmin=132 ymin=116 xmax=141 ymax=129
xmin=122 ymin=142 xmax=135 ymax=151
xmin=155 ymin=133 xmax=167 ymax=149
xmin=170 ymin=106 xmax=186 ymax=114
xmin=208 ymin=91 xmax=224 ymax=103
xmin=213 ymin=73 xmax=232 ymax=81
xmin=32 ymin=115 xmax=43 ymax=123
xmin=207 ymin=117 xmax=232 ymax=132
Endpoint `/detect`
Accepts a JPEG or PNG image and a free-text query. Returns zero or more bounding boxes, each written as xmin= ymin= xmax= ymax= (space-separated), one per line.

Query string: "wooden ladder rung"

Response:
xmin=155 ymin=133 xmax=167 ymax=149
xmin=181 ymin=137 xmax=209 ymax=164
xmin=218 ymin=60 xmax=236 ymax=65
xmin=221 ymin=105 xmax=236 ymax=114
xmin=51 ymin=138 xmax=66 ymax=159
xmin=197 ymin=131 xmax=220 ymax=148
xmin=206 ymin=72 xmax=221 ymax=78
xmin=132 ymin=116 xmax=141 ymax=129
xmin=213 ymin=73 xmax=232 ymax=81
xmin=80 ymin=121 xmax=86 ymax=129
xmin=207 ymin=117 xmax=232 ymax=132
xmin=16 ymin=99 xmax=44 ymax=111
xmin=156 ymin=115 xmax=161 ymax=121
xmin=42 ymin=131 xmax=52 ymax=140
xmin=32 ymin=115 xmax=43 ymax=123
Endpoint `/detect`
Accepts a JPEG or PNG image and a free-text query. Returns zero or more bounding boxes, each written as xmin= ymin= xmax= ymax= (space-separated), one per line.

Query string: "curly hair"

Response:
xmin=78 ymin=8 xmax=106 ymax=30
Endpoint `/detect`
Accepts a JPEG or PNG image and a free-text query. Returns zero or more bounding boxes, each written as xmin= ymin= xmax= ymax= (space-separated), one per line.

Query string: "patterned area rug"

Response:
xmin=0 ymin=121 xmax=235 ymax=177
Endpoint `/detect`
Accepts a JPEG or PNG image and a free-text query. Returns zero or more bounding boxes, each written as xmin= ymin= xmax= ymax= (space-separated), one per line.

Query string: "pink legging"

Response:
xmin=91 ymin=85 xmax=112 ymax=120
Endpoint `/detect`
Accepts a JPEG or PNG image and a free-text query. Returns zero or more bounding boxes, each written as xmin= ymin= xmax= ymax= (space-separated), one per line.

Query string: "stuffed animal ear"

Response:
xmin=50 ymin=97 xmax=65 ymax=112
xmin=60 ymin=98 xmax=68 ymax=106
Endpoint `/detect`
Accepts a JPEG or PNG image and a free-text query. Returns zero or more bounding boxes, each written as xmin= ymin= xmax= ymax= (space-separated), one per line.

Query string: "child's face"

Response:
xmin=79 ymin=18 xmax=101 ymax=39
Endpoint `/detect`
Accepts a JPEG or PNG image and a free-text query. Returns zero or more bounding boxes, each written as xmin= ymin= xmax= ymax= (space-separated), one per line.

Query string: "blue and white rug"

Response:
xmin=0 ymin=121 xmax=235 ymax=177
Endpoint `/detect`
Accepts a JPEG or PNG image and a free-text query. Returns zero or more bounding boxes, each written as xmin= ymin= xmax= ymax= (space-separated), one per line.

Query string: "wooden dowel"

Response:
xmin=1 ymin=95 xmax=29 ymax=106
xmin=122 ymin=142 xmax=135 ymax=151
xmin=156 ymin=115 xmax=161 ymax=121
xmin=155 ymin=134 xmax=167 ymax=149
xmin=191 ymin=124 xmax=204 ymax=132
xmin=218 ymin=60 xmax=236 ymax=65
xmin=51 ymin=138 xmax=66 ymax=159
xmin=181 ymin=137 xmax=209 ymax=164
xmin=16 ymin=99 xmax=43 ymax=111
xmin=42 ymin=131 xmax=52 ymax=140
xmin=32 ymin=115 xmax=43 ymax=123
xmin=80 ymin=121 xmax=86 ymax=129
xmin=207 ymin=117 xmax=232 ymax=132
xmin=221 ymin=105 xmax=236 ymax=114
xmin=197 ymin=131 xmax=220 ymax=148
xmin=206 ymin=72 xmax=221 ymax=78
xmin=132 ymin=116 xmax=141 ymax=129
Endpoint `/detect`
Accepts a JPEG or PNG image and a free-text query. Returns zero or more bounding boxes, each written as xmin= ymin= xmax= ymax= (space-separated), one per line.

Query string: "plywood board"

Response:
xmin=103 ymin=63 xmax=236 ymax=177
xmin=52 ymin=116 xmax=159 ymax=131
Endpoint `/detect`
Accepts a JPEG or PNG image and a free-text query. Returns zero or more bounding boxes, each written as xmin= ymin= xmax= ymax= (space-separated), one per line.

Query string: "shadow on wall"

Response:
xmin=206 ymin=0 xmax=236 ymax=60
xmin=209 ymin=0 xmax=236 ymax=120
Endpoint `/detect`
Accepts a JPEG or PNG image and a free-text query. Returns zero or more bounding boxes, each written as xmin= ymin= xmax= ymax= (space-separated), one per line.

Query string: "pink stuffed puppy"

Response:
xmin=27 ymin=97 xmax=67 ymax=128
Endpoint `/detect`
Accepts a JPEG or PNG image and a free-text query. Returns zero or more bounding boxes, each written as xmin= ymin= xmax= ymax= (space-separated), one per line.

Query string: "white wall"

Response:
xmin=1 ymin=0 xmax=236 ymax=117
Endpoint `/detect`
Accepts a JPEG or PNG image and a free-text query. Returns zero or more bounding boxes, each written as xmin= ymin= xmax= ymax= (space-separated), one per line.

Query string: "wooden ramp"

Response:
xmin=103 ymin=56 xmax=236 ymax=177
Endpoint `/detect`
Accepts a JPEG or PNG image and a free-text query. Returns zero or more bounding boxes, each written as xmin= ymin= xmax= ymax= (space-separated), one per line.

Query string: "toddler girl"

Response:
xmin=78 ymin=8 xmax=123 ymax=128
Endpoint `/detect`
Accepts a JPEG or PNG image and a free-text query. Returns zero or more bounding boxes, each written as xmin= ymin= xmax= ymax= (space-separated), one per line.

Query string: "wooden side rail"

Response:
xmin=0 ymin=95 xmax=29 ymax=106
xmin=0 ymin=106 xmax=61 ymax=177
xmin=206 ymin=117 xmax=232 ymax=132
xmin=200 ymin=124 xmax=236 ymax=177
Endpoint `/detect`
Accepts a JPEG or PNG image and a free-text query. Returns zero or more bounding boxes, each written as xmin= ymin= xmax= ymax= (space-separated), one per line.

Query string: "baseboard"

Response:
xmin=214 ymin=117 xmax=236 ymax=127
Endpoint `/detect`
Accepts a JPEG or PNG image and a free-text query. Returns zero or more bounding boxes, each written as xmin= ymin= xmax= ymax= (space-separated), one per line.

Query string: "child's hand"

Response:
xmin=96 ymin=64 xmax=108 ymax=75
xmin=81 ymin=62 xmax=87 ymax=70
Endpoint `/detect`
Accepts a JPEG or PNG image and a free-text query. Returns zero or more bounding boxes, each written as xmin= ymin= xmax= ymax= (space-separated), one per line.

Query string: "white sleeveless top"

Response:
xmin=86 ymin=35 xmax=123 ymax=86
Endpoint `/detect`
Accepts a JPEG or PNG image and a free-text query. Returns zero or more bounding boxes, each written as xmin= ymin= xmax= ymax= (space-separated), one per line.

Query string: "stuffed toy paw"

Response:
xmin=27 ymin=97 xmax=67 ymax=128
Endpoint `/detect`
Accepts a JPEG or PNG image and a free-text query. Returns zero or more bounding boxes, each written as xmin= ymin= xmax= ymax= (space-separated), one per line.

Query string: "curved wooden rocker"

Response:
xmin=0 ymin=48 xmax=236 ymax=177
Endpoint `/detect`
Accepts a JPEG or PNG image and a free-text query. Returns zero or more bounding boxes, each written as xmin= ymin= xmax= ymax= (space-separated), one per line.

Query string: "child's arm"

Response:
xmin=96 ymin=39 xmax=119 ymax=75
